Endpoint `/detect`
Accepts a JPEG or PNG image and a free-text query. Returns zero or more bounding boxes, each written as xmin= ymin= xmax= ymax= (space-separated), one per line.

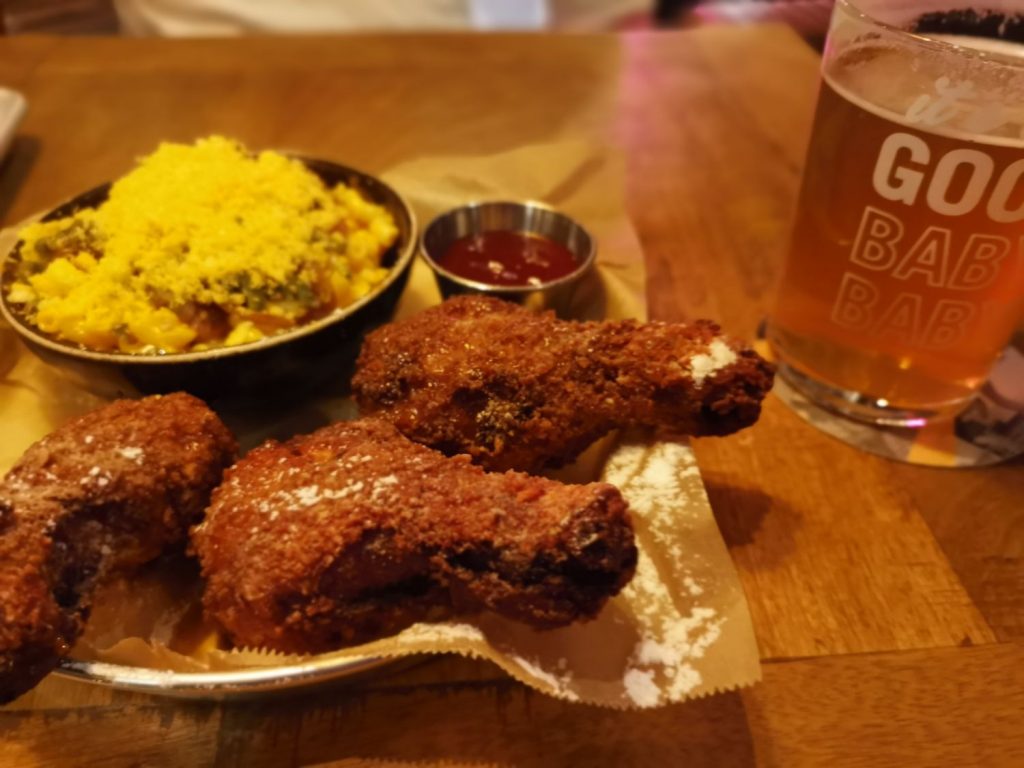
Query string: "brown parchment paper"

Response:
xmin=0 ymin=140 xmax=761 ymax=707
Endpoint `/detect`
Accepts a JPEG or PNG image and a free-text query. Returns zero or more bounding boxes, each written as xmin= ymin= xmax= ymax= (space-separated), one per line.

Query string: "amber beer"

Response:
xmin=769 ymin=36 xmax=1024 ymax=423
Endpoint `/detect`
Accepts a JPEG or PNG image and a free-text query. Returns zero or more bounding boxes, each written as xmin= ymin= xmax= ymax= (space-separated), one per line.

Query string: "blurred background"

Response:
xmin=1 ymin=1 xmax=833 ymax=46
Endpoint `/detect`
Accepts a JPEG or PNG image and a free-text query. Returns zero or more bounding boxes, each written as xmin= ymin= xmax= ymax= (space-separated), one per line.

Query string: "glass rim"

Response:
xmin=837 ymin=0 xmax=1024 ymax=71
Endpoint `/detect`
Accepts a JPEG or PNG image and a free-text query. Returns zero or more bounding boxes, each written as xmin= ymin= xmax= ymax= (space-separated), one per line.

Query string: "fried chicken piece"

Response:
xmin=0 ymin=394 xmax=236 ymax=702
xmin=352 ymin=295 xmax=775 ymax=473
xmin=193 ymin=418 xmax=636 ymax=653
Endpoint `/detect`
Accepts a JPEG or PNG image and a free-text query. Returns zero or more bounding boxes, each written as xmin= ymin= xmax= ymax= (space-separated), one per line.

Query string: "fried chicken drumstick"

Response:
xmin=0 ymin=394 xmax=236 ymax=702
xmin=352 ymin=295 xmax=775 ymax=473
xmin=193 ymin=418 xmax=636 ymax=653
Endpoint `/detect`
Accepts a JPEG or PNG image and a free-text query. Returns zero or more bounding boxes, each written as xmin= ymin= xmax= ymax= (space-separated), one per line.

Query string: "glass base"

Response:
xmin=758 ymin=322 xmax=1024 ymax=468
xmin=773 ymin=359 xmax=964 ymax=428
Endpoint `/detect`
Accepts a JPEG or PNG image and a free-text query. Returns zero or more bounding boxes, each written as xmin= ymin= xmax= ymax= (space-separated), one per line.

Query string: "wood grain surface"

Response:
xmin=0 ymin=27 xmax=1022 ymax=767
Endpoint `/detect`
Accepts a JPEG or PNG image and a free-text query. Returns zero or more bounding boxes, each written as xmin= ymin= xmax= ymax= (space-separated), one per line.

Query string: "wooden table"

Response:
xmin=1 ymin=27 xmax=1022 ymax=768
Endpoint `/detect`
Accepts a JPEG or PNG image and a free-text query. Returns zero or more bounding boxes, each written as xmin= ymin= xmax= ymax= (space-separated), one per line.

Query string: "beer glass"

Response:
xmin=767 ymin=1 xmax=1024 ymax=426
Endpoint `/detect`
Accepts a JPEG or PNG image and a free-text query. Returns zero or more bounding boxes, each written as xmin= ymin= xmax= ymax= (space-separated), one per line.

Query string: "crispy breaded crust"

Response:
xmin=194 ymin=419 xmax=637 ymax=653
xmin=0 ymin=393 xmax=236 ymax=702
xmin=352 ymin=295 xmax=775 ymax=472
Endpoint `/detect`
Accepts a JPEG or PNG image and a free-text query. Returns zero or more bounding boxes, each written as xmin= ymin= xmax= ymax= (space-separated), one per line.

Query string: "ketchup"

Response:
xmin=437 ymin=231 xmax=579 ymax=287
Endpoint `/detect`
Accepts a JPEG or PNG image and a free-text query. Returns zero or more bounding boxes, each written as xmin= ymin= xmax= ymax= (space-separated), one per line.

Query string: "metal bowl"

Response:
xmin=0 ymin=158 xmax=416 ymax=403
xmin=420 ymin=201 xmax=596 ymax=317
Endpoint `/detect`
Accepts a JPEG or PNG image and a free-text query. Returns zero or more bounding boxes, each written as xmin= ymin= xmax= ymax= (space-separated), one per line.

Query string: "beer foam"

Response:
xmin=826 ymin=47 xmax=1024 ymax=148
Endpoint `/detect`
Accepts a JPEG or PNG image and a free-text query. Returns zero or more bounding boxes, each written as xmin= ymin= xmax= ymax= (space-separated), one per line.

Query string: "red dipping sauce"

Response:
xmin=437 ymin=230 xmax=579 ymax=287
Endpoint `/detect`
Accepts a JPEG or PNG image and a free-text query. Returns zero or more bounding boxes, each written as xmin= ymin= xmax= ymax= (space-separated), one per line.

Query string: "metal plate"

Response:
xmin=55 ymin=654 xmax=395 ymax=700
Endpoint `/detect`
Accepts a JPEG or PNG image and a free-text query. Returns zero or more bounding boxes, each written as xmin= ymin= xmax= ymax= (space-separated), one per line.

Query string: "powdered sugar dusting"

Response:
xmin=623 ymin=669 xmax=660 ymax=707
xmin=606 ymin=440 xmax=706 ymax=559
xmin=683 ymin=576 xmax=703 ymax=596
xmin=80 ymin=465 xmax=112 ymax=487
xmin=255 ymin=478 xmax=387 ymax=515
xmin=118 ymin=447 xmax=144 ymax=463
xmin=605 ymin=436 xmax=727 ymax=707
xmin=688 ymin=338 xmax=737 ymax=387
xmin=372 ymin=474 xmax=398 ymax=500
xmin=615 ymin=546 xmax=724 ymax=705
xmin=250 ymin=448 xmax=406 ymax=518
xmin=627 ymin=604 xmax=723 ymax=704
xmin=294 ymin=485 xmax=321 ymax=507
xmin=511 ymin=656 xmax=580 ymax=701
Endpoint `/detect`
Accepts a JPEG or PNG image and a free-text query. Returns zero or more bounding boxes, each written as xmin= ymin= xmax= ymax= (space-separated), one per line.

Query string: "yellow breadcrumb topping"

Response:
xmin=7 ymin=136 xmax=398 ymax=353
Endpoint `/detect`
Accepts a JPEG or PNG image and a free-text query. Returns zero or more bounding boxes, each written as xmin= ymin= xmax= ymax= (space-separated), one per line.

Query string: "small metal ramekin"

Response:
xmin=420 ymin=201 xmax=596 ymax=316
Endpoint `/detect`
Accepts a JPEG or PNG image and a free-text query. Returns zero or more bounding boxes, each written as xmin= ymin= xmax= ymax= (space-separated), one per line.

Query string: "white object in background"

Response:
xmin=114 ymin=0 xmax=649 ymax=36
xmin=470 ymin=0 xmax=548 ymax=29
xmin=0 ymin=89 xmax=27 ymax=161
